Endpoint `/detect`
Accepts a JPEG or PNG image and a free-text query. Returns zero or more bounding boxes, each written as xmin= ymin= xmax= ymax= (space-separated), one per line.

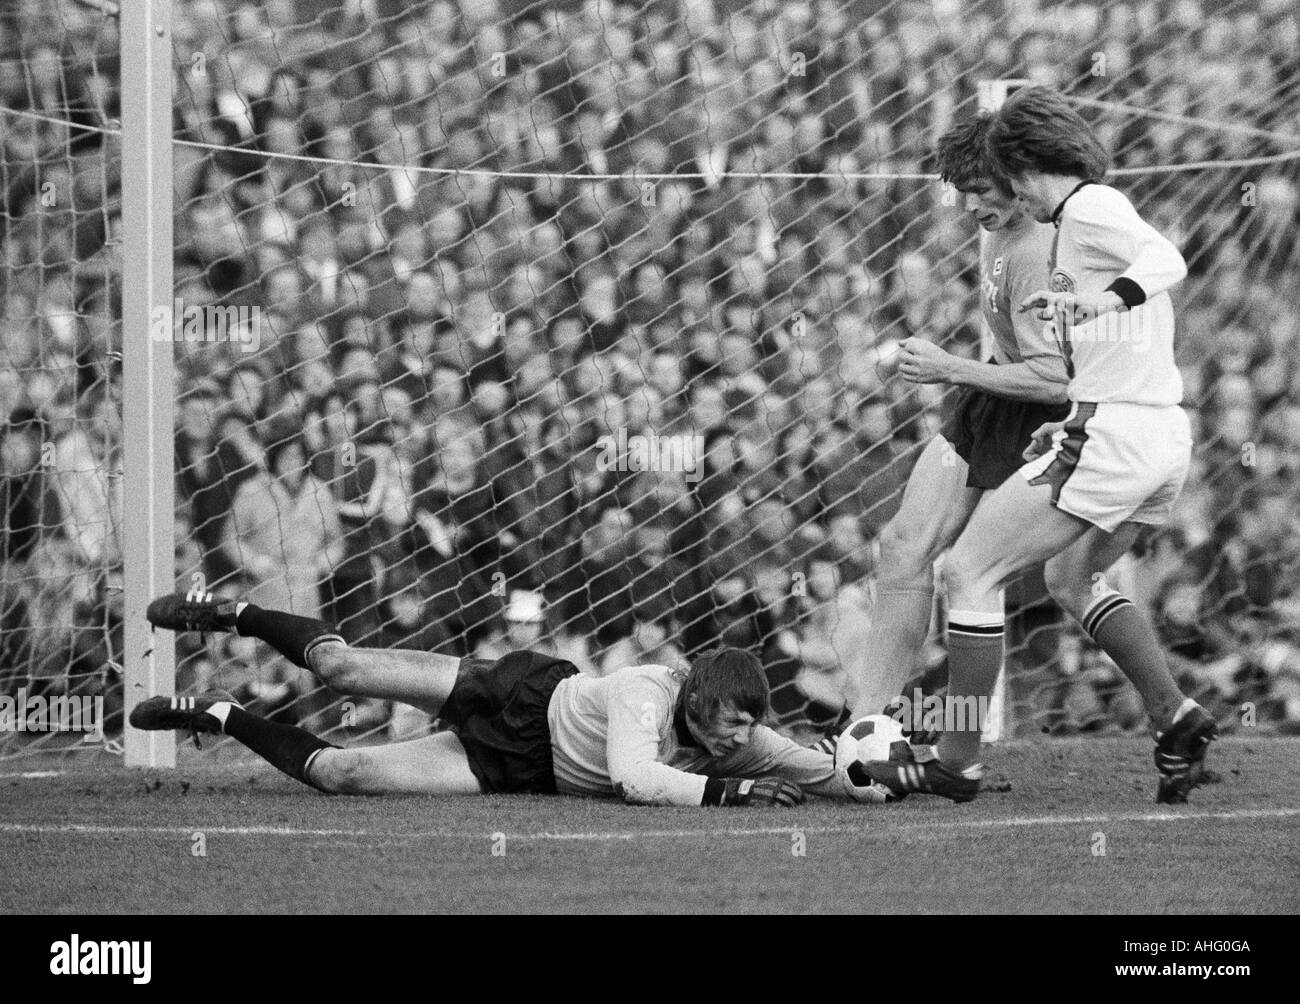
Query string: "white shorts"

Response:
xmin=1018 ymin=401 xmax=1191 ymax=532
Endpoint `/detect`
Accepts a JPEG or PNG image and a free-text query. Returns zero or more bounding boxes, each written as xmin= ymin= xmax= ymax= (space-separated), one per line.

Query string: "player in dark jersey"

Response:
xmin=847 ymin=113 xmax=1069 ymax=719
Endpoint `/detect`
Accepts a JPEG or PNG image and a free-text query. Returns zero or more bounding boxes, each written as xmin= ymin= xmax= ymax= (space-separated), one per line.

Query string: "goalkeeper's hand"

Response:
xmin=718 ymin=777 xmax=805 ymax=807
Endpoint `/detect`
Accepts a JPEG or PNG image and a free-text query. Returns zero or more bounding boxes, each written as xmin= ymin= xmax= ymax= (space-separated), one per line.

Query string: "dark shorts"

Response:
xmin=940 ymin=386 xmax=1070 ymax=490
xmin=439 ymin=650 xmax=579 ymax=795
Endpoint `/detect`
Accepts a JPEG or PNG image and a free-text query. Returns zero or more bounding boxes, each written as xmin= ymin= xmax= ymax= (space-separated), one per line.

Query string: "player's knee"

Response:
xmin=311 ymin=750 xmax=374 ymax=795
xmin=878 ymin=519 xmax=933 ymax=580
xmin=1041 ymin=557 xmax=1080 ymax=610
xmin=943 ymin=545 xmax=997 ymax=602
xmin=1040 ymin=554 xmax=1092 ymax=616
xmin=312 ymin=645 xmax=359 ymax=691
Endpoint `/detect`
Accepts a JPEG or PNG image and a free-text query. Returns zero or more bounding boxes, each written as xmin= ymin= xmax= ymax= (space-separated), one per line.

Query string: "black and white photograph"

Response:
xmin=0 ymin=0 xmax=1296 ymax=942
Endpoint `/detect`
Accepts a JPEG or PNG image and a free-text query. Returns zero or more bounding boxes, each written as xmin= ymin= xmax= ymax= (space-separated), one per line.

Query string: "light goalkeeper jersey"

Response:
xmin=1047 ymin=182 xmax=1187 ymax=406
xmin=547 ymin=664 xmax=841 ymax=806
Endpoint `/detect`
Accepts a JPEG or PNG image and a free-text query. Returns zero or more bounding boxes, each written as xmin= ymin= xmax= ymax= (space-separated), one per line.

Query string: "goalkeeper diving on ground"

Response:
xmin=132 ymin=591 xmax=888 ymax=806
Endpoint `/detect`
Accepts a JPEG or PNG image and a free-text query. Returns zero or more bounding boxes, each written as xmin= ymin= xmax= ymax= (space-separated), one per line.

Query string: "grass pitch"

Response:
xmin=1 ymin=737 xmax=1296 ymax=914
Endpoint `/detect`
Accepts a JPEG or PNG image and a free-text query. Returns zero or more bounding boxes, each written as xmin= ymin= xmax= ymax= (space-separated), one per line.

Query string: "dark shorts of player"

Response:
xmin=439 ymin=650 xmax=579 ymax=795
xmin=940 ymin=386 xmax=1070 ymax=490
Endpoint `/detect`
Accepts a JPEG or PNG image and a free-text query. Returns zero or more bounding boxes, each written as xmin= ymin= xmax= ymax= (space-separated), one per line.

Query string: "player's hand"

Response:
xmin=1019 ymin=290 xmax=1124 ymax=324
xmin=896 ymin=336 xmax=953 ymax=384
xmin=720 ymin=776 xmax=805 ymax=807
xmin=1023 ymin=420 xmax=1067 ymax=461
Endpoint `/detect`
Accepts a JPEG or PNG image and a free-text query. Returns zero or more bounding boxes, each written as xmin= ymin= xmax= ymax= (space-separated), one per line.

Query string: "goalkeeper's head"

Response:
xmin=935 ymin=113 xmax=1022 ymax=232
xmin=679 ymin=648 xmax=769 ymax=757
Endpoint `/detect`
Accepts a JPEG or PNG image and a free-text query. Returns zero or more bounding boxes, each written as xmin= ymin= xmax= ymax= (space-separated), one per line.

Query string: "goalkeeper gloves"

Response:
xmin=704 ymin=776 xmax=805 ymax=807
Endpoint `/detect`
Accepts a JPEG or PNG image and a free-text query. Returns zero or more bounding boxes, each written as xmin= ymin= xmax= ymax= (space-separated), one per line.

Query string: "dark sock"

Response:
xmin=937 ymin=612 xmax=1004 ymax=769
xmin=235 ymin=605 xmax=343 ymax=669
xmin=223 ymin=706 xmax=338 ymax=791
xmin=1083 ymin=595 xmax=1185 ymax=729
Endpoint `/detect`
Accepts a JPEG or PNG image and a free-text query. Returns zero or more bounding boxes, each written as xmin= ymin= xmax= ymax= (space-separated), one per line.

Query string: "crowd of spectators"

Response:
xmin=2 ymin=0 xmax=1299 ymax=745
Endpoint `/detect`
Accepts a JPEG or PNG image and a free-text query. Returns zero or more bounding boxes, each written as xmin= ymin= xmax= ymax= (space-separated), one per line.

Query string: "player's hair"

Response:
xmin=986 ymin=85 xmax=1110 ymax=181
xmin=934 ymin=112 xmax=1013 ymax=195
xmin=683 ymin=648 xmax=769 ymax=723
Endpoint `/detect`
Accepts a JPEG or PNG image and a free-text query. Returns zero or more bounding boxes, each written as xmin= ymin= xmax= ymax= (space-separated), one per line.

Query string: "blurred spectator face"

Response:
xmin=580 ymin=272 xmax=620 ymax=323
xmin=342 ymin=314 xmax=370 ymax=350
xmin=390 ymin=590 xmax=422 ymax=629
xmin=752 ymin=497 xmax=790 ymax=543
xmin=807 ymin=558 xmax=839 ymax=601
xmin=829 ymin=513 xmax=866 ymax=557
xmin=624 ymin=386 xmax=661 ymax=433
xmin=404 ymin=272 xmax=439 ymax=320
xmin=594 ymin=506 xmax=632 ymax=553
xmin=633 ymin=264 xmax=668 ymax=309
xmin=179 ymin=397 xmax=214 ymax=442
xmin=690 ymin=383 xmax=727 ymax=432
xmin=506 ymin=617 xmax=544 ymax=649
xmin=857 ymin=402 xmax=893 ymax=444
xmin=1216 ymin=373 xmax=1255 ymax=410
xmin=637 ymin=525 xmax=670 ymax=561
xmin=229 ymin=368 xmax=266 ymax=417
xmin=391 ymin=224 xmax=427 ymax=266
xmin=381 ymin=387 xmax=415 ymax=428
xmin=549 ymin=315 xmax=586 ymax=357
xmin=503 ymin=318 xmax=538 ymax=369
xmin=438 ymin=436 xmax=478 ymax=485
xmin=472 ymin=380 xmax=510 ymax=418
xmin=632 ymin=617 xmax=668 ymax=652
xmin=704 ymin=432 xmax=737 ymax=474
xmin=649 ymin=353 xmax=684 ymax=399
xmin=1217 ymin=327 xmax=1253 ymax=374
xmin=735 ymin=430 xmax=774 ymax=471
xmin=720 ymin=331 xmax=758 ymax=377
xmin=753 ymin=564 xmax=788 ymax=608
xmin=429 ymin=208 xmax=466 ymax=250
xmin=273 ymin=440 xmax=307 ymax=492
xmin=1218 ymin=407 xmax=1255 ymax=449
xmin=265 ymin=265 xmax=303 ymax=305
xmin=1161 ymin=582 xmax=1202 ymax=628
xmin=340 ymin=348 xmax=379 ymax=384
xmin=0 ymin=429 xmax=38 ymax=474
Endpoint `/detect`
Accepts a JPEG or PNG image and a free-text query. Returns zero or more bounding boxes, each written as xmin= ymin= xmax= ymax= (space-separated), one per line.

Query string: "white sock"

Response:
xmin=206 ymin=701 xmax=233 ymax=730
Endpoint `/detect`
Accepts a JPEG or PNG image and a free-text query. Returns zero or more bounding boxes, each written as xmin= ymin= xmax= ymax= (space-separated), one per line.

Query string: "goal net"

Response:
xmin=2 ymin=0 xmax=1298 ymax=763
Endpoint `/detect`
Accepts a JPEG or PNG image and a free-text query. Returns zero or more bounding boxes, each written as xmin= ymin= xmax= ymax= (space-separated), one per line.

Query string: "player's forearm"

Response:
xmin=1108 ymin=233 xmax=1187 ymax=305
xmin=947 ymin=356 xmax=1068 ymax=404
xmin=611 ymin=761 xmax=708 ymax=806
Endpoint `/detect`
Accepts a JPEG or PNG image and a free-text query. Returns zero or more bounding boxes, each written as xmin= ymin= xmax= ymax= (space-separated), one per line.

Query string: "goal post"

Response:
xmin=120 ymin=0 xmax=175 ymax=768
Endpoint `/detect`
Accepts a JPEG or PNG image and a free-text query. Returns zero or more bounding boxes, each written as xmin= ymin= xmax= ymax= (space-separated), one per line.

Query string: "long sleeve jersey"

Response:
xmin=1047 ymin=182 xmax=1187 ymax=405
xmin=547 ymin=664 xmax=845 ymax=805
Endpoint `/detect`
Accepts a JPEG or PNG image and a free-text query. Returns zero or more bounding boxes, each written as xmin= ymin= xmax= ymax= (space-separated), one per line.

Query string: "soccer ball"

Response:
xmin=834 ymin=714 xmax=910 ymax=803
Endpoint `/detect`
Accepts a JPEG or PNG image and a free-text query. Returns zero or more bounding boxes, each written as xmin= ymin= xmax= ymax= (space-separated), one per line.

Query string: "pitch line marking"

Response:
xmin=0 ymin=807 xmax=1295 ymax=843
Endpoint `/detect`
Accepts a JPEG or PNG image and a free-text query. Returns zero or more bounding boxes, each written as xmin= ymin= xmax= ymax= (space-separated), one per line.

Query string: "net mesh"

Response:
xmin=0 ymin=0 xmax=124 ymax=754
xmin=3 ymin=0 xmax=1299 ymax=759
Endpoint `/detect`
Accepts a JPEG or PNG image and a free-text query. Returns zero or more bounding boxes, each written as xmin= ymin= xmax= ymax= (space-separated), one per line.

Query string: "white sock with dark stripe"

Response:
xmin=937 ymin=609 xmax=1004 ymax=768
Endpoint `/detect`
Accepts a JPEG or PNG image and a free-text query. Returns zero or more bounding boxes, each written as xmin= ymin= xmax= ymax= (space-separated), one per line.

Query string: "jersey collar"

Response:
xmin=1051 ymin=179 xmax=1097 ymax=227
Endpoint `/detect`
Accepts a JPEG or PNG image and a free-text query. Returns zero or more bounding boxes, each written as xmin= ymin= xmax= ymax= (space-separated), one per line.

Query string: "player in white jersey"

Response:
xmin=862 ymin=86 xmax=1216 ymax=805
xmin=847 ymin=112 xmax=1069 ymax=720
xmin=132 ymin=592 xmax=885 ymax=806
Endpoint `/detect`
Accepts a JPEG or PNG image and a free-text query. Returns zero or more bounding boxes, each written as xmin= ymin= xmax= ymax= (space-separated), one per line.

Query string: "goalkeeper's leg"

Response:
xmin=147 ymin=593 xmax=461 ymax=714
xmin=132 ymin=692 xmax=481 ymax=795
